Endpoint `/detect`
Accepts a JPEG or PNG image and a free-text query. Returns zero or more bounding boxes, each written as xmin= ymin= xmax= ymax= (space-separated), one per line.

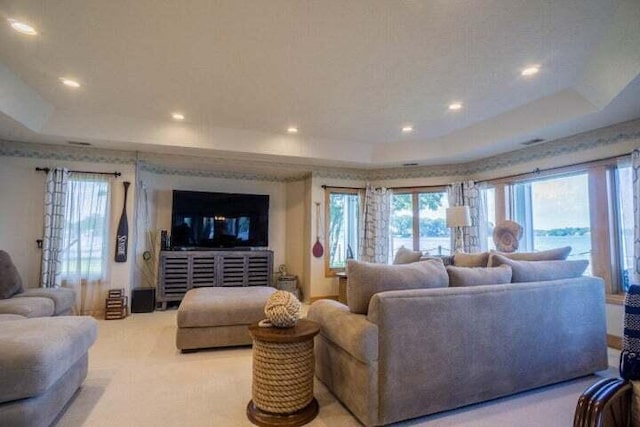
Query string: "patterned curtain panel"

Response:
xmin=41 ymin=168 xmax=69 ymax=288
xmin=464 ymin=181 xmax=487 ymax=253
xmin=447 ymin=181 xmax=487 ymax=253
xmin=447 ymin=183 xmax=463 ymax=253
xmin=358 ymin=185 xmax=391 ymax=263
xmin=633 ymin=150 xmax=640 ymax=284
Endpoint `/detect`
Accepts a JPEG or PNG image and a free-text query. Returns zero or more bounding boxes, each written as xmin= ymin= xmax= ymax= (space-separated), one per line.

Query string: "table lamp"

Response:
xmin=446 ymin=206 xmax=471 ymax=253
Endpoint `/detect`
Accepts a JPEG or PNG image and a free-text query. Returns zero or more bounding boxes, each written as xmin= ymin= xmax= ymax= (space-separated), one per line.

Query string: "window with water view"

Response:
xmin=511 ymin=173 xmax=592 ymax=274
xmin=390 ymin=190 xmax=449 ymax=260
xmin=326 ymin=190 xmax=360 ymax=271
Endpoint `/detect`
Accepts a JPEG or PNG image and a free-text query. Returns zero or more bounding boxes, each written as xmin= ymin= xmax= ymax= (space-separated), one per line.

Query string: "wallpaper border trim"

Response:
xmin=2 ymin=118 xmax=640 ymax=182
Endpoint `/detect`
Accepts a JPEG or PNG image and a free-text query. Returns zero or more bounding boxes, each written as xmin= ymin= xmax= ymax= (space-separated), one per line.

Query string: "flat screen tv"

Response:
xmin=171 ymin=190 xmax=269 ymax=249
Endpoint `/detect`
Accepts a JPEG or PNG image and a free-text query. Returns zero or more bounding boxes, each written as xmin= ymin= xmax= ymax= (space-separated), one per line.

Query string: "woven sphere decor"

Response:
xmin=264 ymin=290 xmax=301 ymax=328
xmin=493 ymin=220 xmax=523 ymax=253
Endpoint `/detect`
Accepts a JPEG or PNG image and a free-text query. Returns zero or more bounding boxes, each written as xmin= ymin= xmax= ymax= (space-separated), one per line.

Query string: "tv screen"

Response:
xmin=171 ymin=190 xmax=269 ymax=249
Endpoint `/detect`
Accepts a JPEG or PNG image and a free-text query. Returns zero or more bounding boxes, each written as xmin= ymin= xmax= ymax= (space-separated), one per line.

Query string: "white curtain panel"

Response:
xmin=60 ymin=174 xmax=111 ymax=314
xmin=134 ymin=166 xmax=159 ymax=289
xmin=40 ymin=168 xmax=69 ymax=288
xmin=633 ymin=150 xmax=640 ymax=284
xmin=359 ymin=185 xmax=391 ymax=263
xmin=447 ymin=181 xmax=487 ymax=253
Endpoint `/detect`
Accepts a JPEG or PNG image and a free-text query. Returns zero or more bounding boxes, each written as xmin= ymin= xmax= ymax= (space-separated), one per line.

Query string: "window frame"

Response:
xmin=390 ymin=186 xmax=449 ymax=255
xmin=324 ymin=187 xmax=362 ymax=277
xmin=486 ymin=157 xmax=628 ymax=300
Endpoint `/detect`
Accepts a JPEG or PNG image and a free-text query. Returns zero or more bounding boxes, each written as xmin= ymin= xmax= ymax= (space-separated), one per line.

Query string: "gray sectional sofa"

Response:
xmin=308 ymin=254 xmax=608 ymax=426
xmin=0 ymin=250 xmax=97 ymax=427
xmin=0 ymin=250 xmax=75 ymax=317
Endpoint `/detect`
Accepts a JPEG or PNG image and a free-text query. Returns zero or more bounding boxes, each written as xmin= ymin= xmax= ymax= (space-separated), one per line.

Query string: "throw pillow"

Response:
xmin=446 ymin=265 xmax=512 ymax=287
xmin=393 ymin=246 xmax=423 ymax=264
xmin=488 ymin=246 xmax=572 ymax=265
xmin=453 ymin=252 xmax=490 ymax=267
xmin=489 ymin=254 xmax=588 ymax=283
xmin=0 ymin=250 xmax=24 ymax=299
xmin=346 ymin=259 xmax=448 ymax=314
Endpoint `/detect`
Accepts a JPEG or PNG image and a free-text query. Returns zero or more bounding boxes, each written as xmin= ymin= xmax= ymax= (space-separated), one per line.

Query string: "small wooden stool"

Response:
xmin=247 ymin=319 xmax=320 ymax=427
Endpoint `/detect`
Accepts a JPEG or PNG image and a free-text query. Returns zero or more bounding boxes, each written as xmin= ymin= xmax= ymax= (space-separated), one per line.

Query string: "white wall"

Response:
xmin=285 ymin=179 xmax=308 ymax=299
xmin=0 ymin=155 xmax=136 ymax=313
xmin=607 ymin=303 xmax=624 ymax=337
xmin=140 ymin=171 xmax=288 ymax=274
xmin=308 ymin=175 xmax=367 ymax=299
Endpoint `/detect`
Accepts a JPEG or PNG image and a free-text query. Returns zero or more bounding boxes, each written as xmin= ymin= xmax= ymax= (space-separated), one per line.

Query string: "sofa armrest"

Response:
xmin=307 ymin=299 xmax=378 ymax=363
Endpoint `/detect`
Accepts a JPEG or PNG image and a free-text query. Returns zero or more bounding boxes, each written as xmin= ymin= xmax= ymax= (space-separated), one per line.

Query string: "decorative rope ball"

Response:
xmin=263 ymin=290 xmax=301 ymax=328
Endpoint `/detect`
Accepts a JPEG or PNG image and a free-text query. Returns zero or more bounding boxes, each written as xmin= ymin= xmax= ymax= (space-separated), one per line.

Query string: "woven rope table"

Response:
xmin=247 ymin=319 xmax=321 ymax=427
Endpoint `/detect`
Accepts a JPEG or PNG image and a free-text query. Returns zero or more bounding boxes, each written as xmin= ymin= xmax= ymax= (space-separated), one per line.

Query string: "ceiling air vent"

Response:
xmin=67 ymin=141 xmax=92 ymax=146
xmin=402 ymin=162 xmax=419 ymax=167
xmin=521 ymin=138 xmax=545 ymax=146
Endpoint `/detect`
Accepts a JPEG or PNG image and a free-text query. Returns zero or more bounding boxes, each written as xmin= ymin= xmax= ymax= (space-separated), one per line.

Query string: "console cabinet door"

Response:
xmin=159 ymin=253 xmax=190 ymax=300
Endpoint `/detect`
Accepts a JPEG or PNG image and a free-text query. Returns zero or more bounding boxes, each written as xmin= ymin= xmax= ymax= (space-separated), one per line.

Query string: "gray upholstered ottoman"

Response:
xmin=176 ymin=286 xmax=276 ymax=351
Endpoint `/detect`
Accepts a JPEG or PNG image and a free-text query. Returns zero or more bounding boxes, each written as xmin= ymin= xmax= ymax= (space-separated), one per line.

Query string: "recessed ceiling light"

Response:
xmin=8 ymin=19 xmax=37 ymax=35
xmin=287 ymin=126 xmax=298 ymax=134
xmin=401 ymin=125 xmax=414 ymax=133
xmin=521 ymin=66 xmax=540 ymax=77
xmin=448 ymin=102 xmax=463 ymax=111
xmin=59 ymin=78 xmax=81 ymax=88
xmin=171 ymin=112 xmax=185 ymax=121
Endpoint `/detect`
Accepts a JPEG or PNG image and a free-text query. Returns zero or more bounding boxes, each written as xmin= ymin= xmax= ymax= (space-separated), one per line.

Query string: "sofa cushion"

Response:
xmin=346 ymin=259 xmax=448 ymax=314
xmin=0 ymin=314 xmax=26 ymax=322
xmin=446 ymin=265 xmax=512 ymax=287
xmin=453 ymin=252 xmax=490 ymax=267
xmin=0 ymin=316 xmax=97 ymax=402
xmin=0 ymin=297 xmax=54 ymax=317
xmin=489 ymin=246 xmax=572 ymax=264
xmin=392 ymin=247 xmax=423 ymax=264
xmin=14 ymin=288 xmax=76 ymax=315
xmin=0 ymin=250 xmax=24 ymax=299
xmin=489 ymin=254 xmax=589 ymax=282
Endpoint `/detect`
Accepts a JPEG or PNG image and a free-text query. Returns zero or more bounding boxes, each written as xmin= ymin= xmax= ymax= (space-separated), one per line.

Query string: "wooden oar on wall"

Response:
xmin=312 ymin=202 xmax=324 ymax=258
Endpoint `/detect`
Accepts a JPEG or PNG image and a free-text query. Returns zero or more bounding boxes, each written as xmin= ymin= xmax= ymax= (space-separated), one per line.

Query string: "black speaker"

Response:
xmin=131 ymin=288 xmax=155 ymax=313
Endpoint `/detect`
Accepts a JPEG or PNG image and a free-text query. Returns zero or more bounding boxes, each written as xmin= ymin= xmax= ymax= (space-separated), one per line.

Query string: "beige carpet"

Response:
xmin=55 ymin=310 xmax=617 ymax=427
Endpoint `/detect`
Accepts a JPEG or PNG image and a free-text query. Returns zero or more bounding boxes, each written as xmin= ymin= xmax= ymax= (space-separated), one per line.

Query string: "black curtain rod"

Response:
xmin=35 ymin=167 xmax=121 ymax=178
xmin=484 ymin=152 xmax=630 ymax=184
xmin=321 ymin=184 xmax=449 ymax=191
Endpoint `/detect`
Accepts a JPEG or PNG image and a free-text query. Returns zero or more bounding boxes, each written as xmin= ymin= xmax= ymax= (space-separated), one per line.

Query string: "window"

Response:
xmin=390 ymin=189 xmax=449 ymax=260
xmin=488 ymin=159 xmax=640 ymax=296
xmin=509 ymin=173 xmax=592 ymax=274
xmin=325 ymin=189 xmax=360 ymax=274
xmin=60 ymin=176 xmax=111 ymax=280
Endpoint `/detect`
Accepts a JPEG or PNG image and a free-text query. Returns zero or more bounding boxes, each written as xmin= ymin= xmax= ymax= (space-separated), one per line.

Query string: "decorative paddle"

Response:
xmin=312 ymin=202 xmax=324 ymax=258
xmin=115 ymin=181 xmax=130 ymax=262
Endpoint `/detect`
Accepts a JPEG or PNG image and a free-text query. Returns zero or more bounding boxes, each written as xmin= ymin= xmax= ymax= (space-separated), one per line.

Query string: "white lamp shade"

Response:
xmin=446 ymin=206 xmax=471 ymax=228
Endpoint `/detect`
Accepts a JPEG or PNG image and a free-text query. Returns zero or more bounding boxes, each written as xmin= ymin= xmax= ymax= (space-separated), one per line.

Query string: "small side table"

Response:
xmin=336 ymin=272 xmax=348 ymax=305
xmin=247 ymin=319 xmax=320 ymax=427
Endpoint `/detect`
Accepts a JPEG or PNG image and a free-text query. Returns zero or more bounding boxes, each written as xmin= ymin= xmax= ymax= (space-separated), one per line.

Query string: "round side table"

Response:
xmin=247 ymin=319 xmax=320 ymax=427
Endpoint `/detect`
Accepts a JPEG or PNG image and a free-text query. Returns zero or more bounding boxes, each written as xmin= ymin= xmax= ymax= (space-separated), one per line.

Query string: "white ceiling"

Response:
xmin=0 ymin=0 xmax=639 ymax=167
